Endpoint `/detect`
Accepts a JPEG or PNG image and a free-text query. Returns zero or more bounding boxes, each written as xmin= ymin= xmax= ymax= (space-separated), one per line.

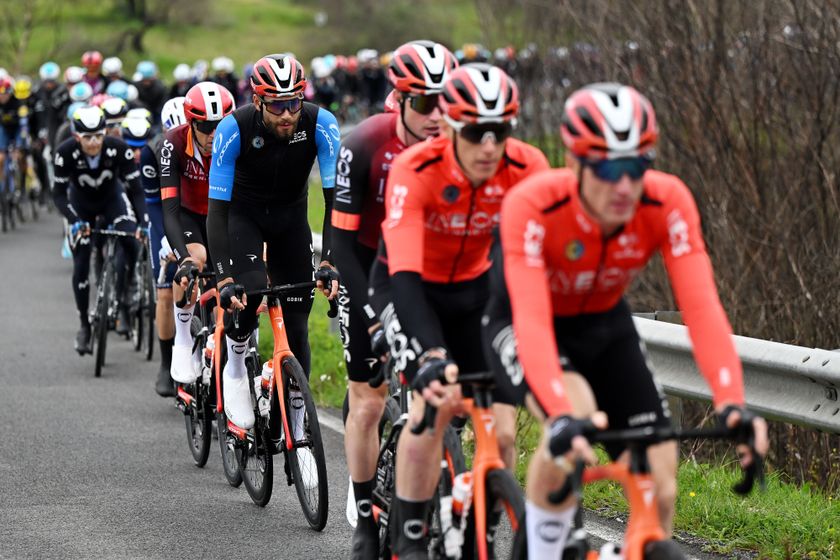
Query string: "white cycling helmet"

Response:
xmin=127 ymin=107 xmax=153 ymax=123
xmin=161 ymin=96 xmax=187 ymax=131
xmin=173 ymin=63 xmax=191 ymax=82
xmin=311 ymin=57 xmax=330 ymax=79
xmin=211 ymin=56 xmax=235 ymax=74
xmin=64 ymin=65 xmax=84 ymax=85
xmin=102 ymin=57 xmax=123 ymax=76
xmin=39 ymin=62 xmax=61 ymax=82
xmin=126 ymin=84 xmax=139 ymax=102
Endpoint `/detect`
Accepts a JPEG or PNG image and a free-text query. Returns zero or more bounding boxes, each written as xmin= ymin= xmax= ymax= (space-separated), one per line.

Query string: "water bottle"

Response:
xmin=439 ymin=494 xmax=462 ymax=559
xmin=204 ymin=337 xmax=215 ymax=366
xmin=598 ymin=543 xmax=623 ymax=559
xmin=254 ymin=361 xmax=272 ymax=418
xmin=451 ymin=471 xmax=473 ymax=518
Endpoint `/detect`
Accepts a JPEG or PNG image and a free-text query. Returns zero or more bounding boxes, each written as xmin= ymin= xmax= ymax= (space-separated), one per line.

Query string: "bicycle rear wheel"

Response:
xmin=238 ymin=352 xmax=273 ymax=506
xmin=644 ymin=539 xmax=687 ymax=560
xmin=94 ymin=260 xmax=114 ymax=378
xmin=282 ymin=356 xmax=329 ymax=531
xmin=184 ymin=384 xmax=212 ymax=467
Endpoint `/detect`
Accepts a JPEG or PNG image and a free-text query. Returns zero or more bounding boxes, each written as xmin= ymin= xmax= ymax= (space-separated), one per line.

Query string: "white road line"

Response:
xmin=319 ymin=410 xmax=345 ymax=435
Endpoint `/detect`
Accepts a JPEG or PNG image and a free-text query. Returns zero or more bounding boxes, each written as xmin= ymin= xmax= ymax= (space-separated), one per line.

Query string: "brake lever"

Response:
xmin=732 ymin=442 xmax=766 ymax=495
xmin=177 ymin=271 xmax=198 ymax=308
xmin=410 ymin=403 xmax=438 ymax=435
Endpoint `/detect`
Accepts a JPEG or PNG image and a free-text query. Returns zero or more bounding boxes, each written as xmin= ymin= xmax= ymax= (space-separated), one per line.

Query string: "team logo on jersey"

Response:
xmin=142 ymin=165 xmax=156 ymax=179
xmin=328 ymin=123 xmax=340 ymax=141
xmin=442 ymin=184 xmax=460 ymax=203
xmin=565 ymin=239 xmax=584 ymax=261
xmin=252 ymin=135 xmax=264 ymax=149
xmin=106 ymin=148 xmax=117 ymax=158
xmin=289 ymin=130 xmax=307 ymax=144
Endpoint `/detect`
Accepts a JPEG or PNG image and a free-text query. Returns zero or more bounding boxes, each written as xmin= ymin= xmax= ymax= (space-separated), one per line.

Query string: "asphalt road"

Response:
xmin=0 ymin=212 xmax=353 ymax=559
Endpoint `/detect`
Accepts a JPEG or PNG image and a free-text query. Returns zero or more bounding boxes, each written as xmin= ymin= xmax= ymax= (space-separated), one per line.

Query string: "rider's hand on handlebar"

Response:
xmin=369 ymin=324 xmax=389 ymax=361
xmin=412 ymin=351 xmax=459 ymax=409
xmin=135 ymin=226 xmax=149 ymax=240
xmin=70 ymin=220 xmax=90 ymax=238
xmin=315 ymin=261 xmax=340 ymax=299
xmin=716 ymin=404 xmax=769 ymax=471
xmin=545 ymin=412 xmax=608 ymax=473
xmin=174 ymin=258 xmax=198 ymax=290
xmin=219 ymin=282 xmax=246 ymax=311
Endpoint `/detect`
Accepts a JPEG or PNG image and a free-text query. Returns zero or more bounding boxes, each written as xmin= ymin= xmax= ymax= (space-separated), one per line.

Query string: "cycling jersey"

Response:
xmin=31 ymin=83 xmax=69 ymax=149
xmin=0 ymin=97 xmax=28 ymax=149
xmin=499 ymin=167 xmax=744 ymax=417
xmin=159 ymin=123 xmax=212 ymax=262
xmin=140 ymin=136 xmax=175 ymax=288
xmin=382 ymin=135 xmax=550 ymax=283
xmin=52 ymin=136 xmax=148 ymax=227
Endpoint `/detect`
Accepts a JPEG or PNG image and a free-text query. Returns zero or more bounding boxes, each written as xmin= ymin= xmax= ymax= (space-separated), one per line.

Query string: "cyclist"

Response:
xmin=134 ymin=61 xmax=166 ymax=127
xmin=102 ymin=57 xmax=124 ymax=85
xmin=482 ymin=82 xmax=770 ymax=558
xmin=207 ymin=54 xmax=340 ymax=437
xmin=210 ymin=57 xmax=238 ymax=98
xmin=32 ymin=62 xmax=70 ymax=192
xmin=169 ymin=64 xmax=193 ymax=99
xmin=52 ymin=107 xmax=149 ymax=354
xmin=81 ymin=51 xmax=106 ymax=94
xmin=374 ymin=63 xmax=549 ymax=559
xmin=144 ymin=96 xmax=188 ymax=396
xmin=330 ymin=39 xmax=458 ymax=558
xmin=160 ymin=82 xmax=235 ymax=385
xmin=101 ymin=97 xmax=129 ymax=137
xmin=12 ymin=77 xmax=37 ymax=203
xmin=0 ymin=76 xmax=29 ymax=206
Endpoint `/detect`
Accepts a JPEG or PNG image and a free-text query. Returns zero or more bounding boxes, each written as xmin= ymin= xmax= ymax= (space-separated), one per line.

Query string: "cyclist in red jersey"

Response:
xmin=331 ymin=40 xmax=458 ymax=559
xmin=376 ymin=63 xmax=549 ymax=559
xmin=159 ymin=82 xmax=235 ymax=384
xmin=482 ymin=83 xmax=769 ymax=558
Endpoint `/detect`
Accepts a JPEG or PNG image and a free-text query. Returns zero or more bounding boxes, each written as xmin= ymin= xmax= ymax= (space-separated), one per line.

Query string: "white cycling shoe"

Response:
xmin=296 ymin=447 xmax=318 ymax=489
xmin=223 ymin=366 xmax=255 ymax=430
xmin=170 ymin=344 xmax=198 ymax=384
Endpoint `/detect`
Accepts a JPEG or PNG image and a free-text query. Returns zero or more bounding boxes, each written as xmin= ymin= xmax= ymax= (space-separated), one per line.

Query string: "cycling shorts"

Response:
xmin=180 ymin=207 xmax=207 ymax=248
xmin=337 ymin=243 xmax=379 ymax=383
xmin=482 ymin=298 xmax=671 ymax=459
xmin=0 ymin=126 xmax=25 ymax=151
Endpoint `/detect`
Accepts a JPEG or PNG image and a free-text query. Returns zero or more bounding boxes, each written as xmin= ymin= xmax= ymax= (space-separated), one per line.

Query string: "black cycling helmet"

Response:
xmin=71 ymin=106 xmax=106 ymax=134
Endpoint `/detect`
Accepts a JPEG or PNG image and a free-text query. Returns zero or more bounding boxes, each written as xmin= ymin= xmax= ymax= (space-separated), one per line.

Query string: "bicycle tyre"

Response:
xmin=144 ymin=263 xmax=155 ymax=361
xmin=644 ymin=539 xmax=687 ymax=560
xmin=238 ymin=352 xmax=273 ymax=506
xmin=94 ymin=260 xmax=113 ymax=378
xmin=185 ymin=386 xmax=212 ymax=467
xmin=283 ymin=356 xmax=329 ymax=531
xmin=373 ymin=397 xmax=404 ymax=560
xmin=217 ymin=410 xmax=243 ymax=487
xmin=470 ymin=468 xmax=525 ymax=560
xmin=427 ymin=425 xmax=469 ymax=558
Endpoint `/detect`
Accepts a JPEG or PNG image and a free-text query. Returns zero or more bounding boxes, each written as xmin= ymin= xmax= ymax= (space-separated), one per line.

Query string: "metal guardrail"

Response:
xmin=635 ymin=316 xmax=840 ymax=433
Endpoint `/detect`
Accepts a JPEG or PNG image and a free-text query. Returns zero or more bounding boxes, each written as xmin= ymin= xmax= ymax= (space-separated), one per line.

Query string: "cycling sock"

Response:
xmin=174 ymin=303 xmax=195 ymax=347
xmin=352 ymin=478 xmax=376 ymax=530
xmin=159 ymin=337 xmax=173 ymax=369
xmin=225 ymin=335 xmax=250 ymax=380
xmin=392 ymin=496 xmax=429 ymax=555
xmin=524 ymin=500 xmax=576 ymax=560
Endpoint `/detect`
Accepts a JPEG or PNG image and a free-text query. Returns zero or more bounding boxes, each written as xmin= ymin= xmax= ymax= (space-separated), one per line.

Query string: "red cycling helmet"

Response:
xmin=184 ymin=81 xmax=236 ymax=122
xmin=89 ymin=93 xmax=110 ymax=107
xmin=388 ymin=40 xmax=459 ymax=95
xmin=347 ymin=56 xmax=359 ymax=73
xmin=561 ymin=82 xmax=658 ymax=160
xmin=250 ymin=54 xmax=306 ymax=98
xmin=440 ymin=63 xmax=519 ymax=125
xmin=82 ymin=50 xmax=103 ymax=69
xmin=0 ymin=76 xmax=13 ymax=95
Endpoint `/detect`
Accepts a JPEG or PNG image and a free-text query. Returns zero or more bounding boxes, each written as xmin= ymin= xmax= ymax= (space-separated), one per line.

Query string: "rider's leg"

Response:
xmin=648 ymin=440 xmax=679 ymax=536
xmin=170 ymin=242 xmax=207 ymax=383
xmin=70 ymin=230 xmax=94 ymax=326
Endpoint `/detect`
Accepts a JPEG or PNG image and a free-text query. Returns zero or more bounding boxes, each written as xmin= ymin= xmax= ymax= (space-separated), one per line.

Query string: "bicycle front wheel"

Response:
xmin=465 ymin=468 xmax=525 ymax=560
xmin=94 ymin=260 xmax=113 ymax=378
xmin=217 ymin=410 xmax=243 ymax=487
xmin=184 ymin=385 xmax=212 ymax=467
xmin=282 ymin=356 xmax=329 ymax=531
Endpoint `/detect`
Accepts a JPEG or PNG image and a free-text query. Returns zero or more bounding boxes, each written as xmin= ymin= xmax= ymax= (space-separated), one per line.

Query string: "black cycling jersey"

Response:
xmin=32 ymin=83 xmax=70 ymax=148
xmin=52 ymin=136 xmax=148 ymax=226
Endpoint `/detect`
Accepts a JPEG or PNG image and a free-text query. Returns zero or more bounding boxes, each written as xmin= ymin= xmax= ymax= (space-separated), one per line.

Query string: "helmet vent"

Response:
xmin=576 ymin=108 xmax=601 ymax=136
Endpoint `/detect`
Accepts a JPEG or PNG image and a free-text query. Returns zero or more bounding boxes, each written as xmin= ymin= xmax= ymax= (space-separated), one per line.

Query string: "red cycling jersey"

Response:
xmin=383 ymin=135 xmax=549 ymax=282
xmin=158 ymin=123 xmax=211 ymax=216
xmin=502 ymin=167 xmax=745 ymax=416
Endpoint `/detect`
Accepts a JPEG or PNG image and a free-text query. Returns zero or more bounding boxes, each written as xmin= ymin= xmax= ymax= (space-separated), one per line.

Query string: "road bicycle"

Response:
xmin=409 ymin=371 xmax=524 ymax=560
xmin=89 ymin=228 xmax=136 ymax=377
xmin=174 ymin=270 xmax=242 ymax=487
xmin=511 ymin=421 xmax=765 ymax=559
xmin=129 ymin=236 xmax=155 ymax=361
xmin=226 ymin=282 xmax=337 ymax=531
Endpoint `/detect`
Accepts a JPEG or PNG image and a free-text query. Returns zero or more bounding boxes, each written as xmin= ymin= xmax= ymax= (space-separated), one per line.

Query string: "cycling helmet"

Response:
xmin=89 ymin=93 xmax=110 ymax=107
xmin=136 ymin=61 xmax=157 ymax=80
xmin=126 ymin=84 xmax=139 ymax=102
xmin=334 ymin=55 xmax=347 ymax=70
xmin=161 ymin=96 xmax=187 ymax=130
xmin=184 ymin=81 xmax=235 ymax=122
xmin=69 ymin=81 xmax=94 ymax=102
xmin=192 ymin=60 xmax=209 ymax=81
xmin=121 ymin=116 xmax=153 ymax=147
xmin=82 ymin=50 xmax=103 ymax=69
xmin=357 ymin=49 xmax=378 ymax=65
xmin=127 ymin=107 xmax=153 ymax=123
xmin=251 ymin=54 xmax=306 ymax=98
xmin=0 ymin=77 xmax=13 ymax=95
xmin=39 ymin=61 xmax=61 ymax=82
xmin=388 ymin=40 xmax=459 ymax=95
xmin=13 ymin=77 xmax=31 ymax=100
xmin=311 ymin=57 xmax=328 ymax=79
xmin=72 ymin=106 xmax=106 ymax=134
xmin=105 ymin=80 xmax=130 ymax=100
xmin=440 ymin=63 xmax=519 ymax=125
xmin=347 ymin=56 xmax=358 ymax=73
xmin=102 ymin=57 xmax=123 ymax=76
xmin=64 ymin=66 xmax=84 ymax=84
xmin=211 ymin=56 xmax=235 ymax=74
xmin=173 ymin=63 xmax=191 ymax=82
xmin=560 ymin=82 xmax=658 ymax=161
xmin=101 ymin=97 xmax=129 ymax=122
xmin=66 ymin=101 xmax=86 ymax=120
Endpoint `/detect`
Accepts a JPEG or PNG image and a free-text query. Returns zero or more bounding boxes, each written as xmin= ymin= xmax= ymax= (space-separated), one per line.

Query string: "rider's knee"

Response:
xmin=348 ymin=386 xmax=386 ymax=430
xmin=496 ymin=420 xmax=516 ymax=461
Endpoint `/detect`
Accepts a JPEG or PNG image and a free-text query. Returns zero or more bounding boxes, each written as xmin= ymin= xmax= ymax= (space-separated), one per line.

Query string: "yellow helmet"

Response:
xmin=14 ymin=77 xmax=31 ymax=100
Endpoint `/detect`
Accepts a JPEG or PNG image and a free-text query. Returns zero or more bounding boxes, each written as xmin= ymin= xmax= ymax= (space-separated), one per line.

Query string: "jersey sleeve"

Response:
xmin=140 ymin=145 xmax=160 ymax=203
xmin=501 ymin=174 xmax=573 ymax=417
xmin=659 ymin=180 xmax=745 ymax=407
xmin=51 ymin=143 xmax=77 ymax=221
xmin=315 ymin=108 xmax=340 ymax=189
xmin=382 ymin=158 xmax=428 ymax=275
xmin=208 ymin=115 xmax=241 ymax=202
xmin=119 ymin=143 xmax=148 ymax=226
xmin=331 ymin=129 xmax=372 ymax=231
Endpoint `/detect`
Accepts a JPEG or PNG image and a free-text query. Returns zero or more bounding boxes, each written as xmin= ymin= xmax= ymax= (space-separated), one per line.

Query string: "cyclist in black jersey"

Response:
xmin=207 ymin=54 xmax=340 ymax=432
xmin=53 ymin=106 xmax=148 ymax=354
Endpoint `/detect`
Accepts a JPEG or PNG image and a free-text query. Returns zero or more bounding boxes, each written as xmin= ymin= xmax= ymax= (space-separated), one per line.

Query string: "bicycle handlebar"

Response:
xmin=89 ymin=228 xmax=136 ymax=237
xmin=229 ymin=281 xmax=338 ymax=329
xmin=409 ymin=371 xmax=496 ymax=435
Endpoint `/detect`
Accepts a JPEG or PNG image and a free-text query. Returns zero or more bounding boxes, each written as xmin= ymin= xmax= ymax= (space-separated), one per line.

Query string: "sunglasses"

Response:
xmin=193 ymin=119 xmax=220 ymax=135
xmin=105 ymin=121 xmax=123 ymax=129
xmin=584 ymin=157 xmax=652 ymax=182
xmin=458 ymin=122 xmax=514 ymax=145
xmin=79 ymin=132 xmax=105 ymax=141
xmin=406 ymin=94 xmax=439 ymax=115
xmin=261 ymin=96 xmax=304 ymax=116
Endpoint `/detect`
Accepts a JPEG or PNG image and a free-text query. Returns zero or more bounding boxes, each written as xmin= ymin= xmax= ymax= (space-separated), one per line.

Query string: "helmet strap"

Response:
xmin=398 ymin=99 xmax=425 ymax=145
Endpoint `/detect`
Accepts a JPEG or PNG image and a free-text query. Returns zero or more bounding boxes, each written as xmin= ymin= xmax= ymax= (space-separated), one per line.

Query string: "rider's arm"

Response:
xmin=157 ymin=135 xmax=190 ymax=262
xmin=206 ymin=115 xmax=241 ymax=285
xmin=381 ymin=160 xmax=447 ymax=359
xmin=51 ymin=143 xmax=78 ymax=222
xmin=118 ymin=142 xmax=148 ymax=227
xmin=659 ymin=178 xmax=745 ymax=407
xmin=140 ymin=146 xmax=165 ymax=249
xmin=315 ymin=108 xmax=340 ymax=263
xmin=500 ymin=172 xmax=574 ymax=417
xmin=331 ymin=131 xmax=378 ymax=328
